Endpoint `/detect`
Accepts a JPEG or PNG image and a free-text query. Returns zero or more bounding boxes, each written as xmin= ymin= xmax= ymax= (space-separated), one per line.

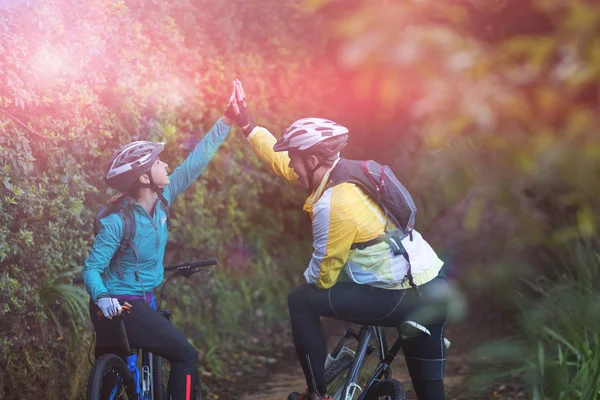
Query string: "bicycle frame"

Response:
xmin=332 ymin=325 xmax=402 ymax=400
xmin=107 ymin=295 xmax=162 ymax=400
xmin=82 ymin=258 xmax=217 ymax=400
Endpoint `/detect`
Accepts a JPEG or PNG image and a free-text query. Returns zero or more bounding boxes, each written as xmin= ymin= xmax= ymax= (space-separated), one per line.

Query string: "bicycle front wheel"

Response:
xmin=325 ymin=353 xmax=359 ymax=399
xmin=325 ymin=353 xmax=355 ymax=385
xmin=152 ymin=354 xmax=168 ymax=400
xmin=87 ymin=353 xmax=135 ymax=400
xmin=364 ymin=379 xmax=407 ymax=400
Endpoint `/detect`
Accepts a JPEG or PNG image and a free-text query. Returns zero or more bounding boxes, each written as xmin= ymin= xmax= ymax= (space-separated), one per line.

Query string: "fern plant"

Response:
xmin=473 ymin=239 xmax=600 ymax=399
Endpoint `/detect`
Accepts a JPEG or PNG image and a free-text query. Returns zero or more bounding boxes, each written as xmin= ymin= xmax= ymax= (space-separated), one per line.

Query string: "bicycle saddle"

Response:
xmin=399 ymin=320 xmax=451 ymax=348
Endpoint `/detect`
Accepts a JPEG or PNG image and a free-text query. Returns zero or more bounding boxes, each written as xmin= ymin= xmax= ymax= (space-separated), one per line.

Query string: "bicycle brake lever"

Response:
xmin=196 ymin=268 xmax=212 ymax=274
xmin=180 ymin=268 xmax=212 ymax=277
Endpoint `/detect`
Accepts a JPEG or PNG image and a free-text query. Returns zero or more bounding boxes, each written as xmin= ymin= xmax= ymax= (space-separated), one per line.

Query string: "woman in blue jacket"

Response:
xmin=82 ymin=87 xmax=240 ymax=400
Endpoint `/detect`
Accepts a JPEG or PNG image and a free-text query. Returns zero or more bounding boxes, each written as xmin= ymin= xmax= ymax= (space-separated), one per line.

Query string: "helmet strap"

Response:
xmin=128 ymin=168 xmax=160 ymax=194
xmin=146 ymin=169 xmax=161 ymax=192
xmin=302 ymin=155 xmax=322 ymax=191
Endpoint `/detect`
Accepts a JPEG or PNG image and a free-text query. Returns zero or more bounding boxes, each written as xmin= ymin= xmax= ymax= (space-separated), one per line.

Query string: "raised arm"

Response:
xmin=164 ymin=118 xmax=231 ymax=203
xmin=246 ymin=126 xmax=299 ymax=184
xmin=228 ymin=79 xmax=299 ymax=184
xmin=162 ymin=81 xmax=245 ymax=202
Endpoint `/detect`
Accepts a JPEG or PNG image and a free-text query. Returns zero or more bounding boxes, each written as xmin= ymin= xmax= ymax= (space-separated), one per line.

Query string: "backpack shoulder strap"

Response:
xmin=110 ymin=198 xmax=138 ymax=280
xmin=327 ymin=158 xmax=365 ymax=190
xmin=328 ymin=158 xmax=390 ymax=216
xmin=327 ymin=158 xmax=350 ymax=186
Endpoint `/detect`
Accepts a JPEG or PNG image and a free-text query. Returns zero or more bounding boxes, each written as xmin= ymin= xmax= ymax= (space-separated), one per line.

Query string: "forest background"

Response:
xmin=1 ymin=0 xmax=600 ymax=398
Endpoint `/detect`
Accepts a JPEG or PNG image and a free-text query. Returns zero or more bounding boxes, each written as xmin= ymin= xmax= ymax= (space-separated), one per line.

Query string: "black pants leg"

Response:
xmin=287 ymin=277 xmax=448 ymax=399
xmin=288 ymin=284 xmax=330 ymax=396
xmin=402 ymin=322 xmax=447 ymax=400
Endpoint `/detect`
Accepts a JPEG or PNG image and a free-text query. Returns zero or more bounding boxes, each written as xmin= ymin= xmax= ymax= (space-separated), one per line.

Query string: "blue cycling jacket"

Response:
xmin=82 ymin=119 xmax=230 ymax=301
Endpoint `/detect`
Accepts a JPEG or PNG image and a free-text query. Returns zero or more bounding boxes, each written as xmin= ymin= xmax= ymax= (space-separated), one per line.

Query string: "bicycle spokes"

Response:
xmin=103 ymin=369 xmax=126 ymax=399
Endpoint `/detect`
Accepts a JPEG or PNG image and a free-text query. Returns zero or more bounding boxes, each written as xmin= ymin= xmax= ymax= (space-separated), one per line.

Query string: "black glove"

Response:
xmin=223 ymin=93 xmax=246 ymax=122
xmin=224 ymin=98 xmax=254 ymax=135
xmin=224 ymin=79 xmax=255 ymax=136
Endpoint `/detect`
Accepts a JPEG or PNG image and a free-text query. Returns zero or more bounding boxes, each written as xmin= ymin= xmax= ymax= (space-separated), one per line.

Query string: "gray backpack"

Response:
xmin=328 ymin=158 xmax=420 ymax=291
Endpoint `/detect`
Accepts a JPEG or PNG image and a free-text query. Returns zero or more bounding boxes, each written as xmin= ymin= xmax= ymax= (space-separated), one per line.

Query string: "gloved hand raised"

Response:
xmin=96 ymin=296 xmax=122 ymax=319
xmin=224 ymin=79 xmax=254 ymax=135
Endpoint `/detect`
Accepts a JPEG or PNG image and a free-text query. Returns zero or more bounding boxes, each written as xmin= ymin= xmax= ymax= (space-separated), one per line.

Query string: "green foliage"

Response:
xmin=473 ymin=239 xmax=600 ymax=399
xmin=0 ymin=127 xmax=95 ymax=398
xmin=307 ymin=0 xmax=600 ymax=240
xmin=39 ymin=268 xmax=90 ymax=340
xmin=3 ymin=0 xmax=600 ymax=397
xmin=303 ymin=1 xmax=600 ymax=397
xmin=0 ymin=0 xmax=331 ymax=398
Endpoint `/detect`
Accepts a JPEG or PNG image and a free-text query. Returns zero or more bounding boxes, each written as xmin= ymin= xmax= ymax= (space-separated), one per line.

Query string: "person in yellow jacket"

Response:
xmin=231 ymin=80 xmax=449 ymax=400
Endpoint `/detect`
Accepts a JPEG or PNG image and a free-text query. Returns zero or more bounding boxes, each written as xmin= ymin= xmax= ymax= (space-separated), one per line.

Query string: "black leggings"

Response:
xmin=90 ymin=300 xmax=199 ymax=400
xmin=287 ymin=276 xmax=449 ymax=399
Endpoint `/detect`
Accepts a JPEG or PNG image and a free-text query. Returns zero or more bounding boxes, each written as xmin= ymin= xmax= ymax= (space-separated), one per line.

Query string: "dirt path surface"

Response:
xmin=238 ymin=326 xmax=467 ymax=400
xmin=236 ymin=297 xmax=525 ymax=400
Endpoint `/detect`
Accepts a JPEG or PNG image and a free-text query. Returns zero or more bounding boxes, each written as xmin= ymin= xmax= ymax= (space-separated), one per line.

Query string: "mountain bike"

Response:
xmin=291 ymin=321 xmax=451 ymax=400
xmin=75 ymin=258 xmax=218 ymax=400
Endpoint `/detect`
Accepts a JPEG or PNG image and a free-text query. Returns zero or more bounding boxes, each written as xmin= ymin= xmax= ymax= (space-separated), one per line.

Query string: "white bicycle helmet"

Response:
xmin=273 ymin=118 xmax=349 ymax=158
xmin=104 ymin=141 xmax=165 ymax=193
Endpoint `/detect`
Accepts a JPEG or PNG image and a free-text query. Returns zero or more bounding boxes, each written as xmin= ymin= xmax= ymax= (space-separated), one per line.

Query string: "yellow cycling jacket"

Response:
xmin=247 ymin=126 xmax=444 ymax=290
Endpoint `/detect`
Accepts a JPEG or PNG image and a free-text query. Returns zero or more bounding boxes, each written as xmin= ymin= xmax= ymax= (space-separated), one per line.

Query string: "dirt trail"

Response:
xmin=238 ymin=347 xmax=470 ymax=399
xmin=237 ymin=298 xmax=524 ymax=400
xmin=239 ymin=322 xmax=473 ymax=400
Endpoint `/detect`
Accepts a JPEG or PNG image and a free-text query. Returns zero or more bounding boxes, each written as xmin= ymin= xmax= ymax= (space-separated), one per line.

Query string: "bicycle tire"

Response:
xmin=325 ymin=354 xmax=355 ymax=398
xmin=364 ymin=379 xmax=407 ymax=400
xmin=283 ymin=356 xmax=355 ymax=400
xmin=87 ymin=353 xmax=135 ymax=400
xmin=152 ymin=355 xmax=168 ymax=400
xmin=325 ymin=354 xmax=354 ymax=384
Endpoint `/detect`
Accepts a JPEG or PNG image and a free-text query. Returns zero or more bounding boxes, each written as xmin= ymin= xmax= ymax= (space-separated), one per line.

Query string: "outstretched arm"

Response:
xmin=246 ymin=126 xmax=299 ymax=184
xmin=165 ymin=118 xmax=231 ymax=203
xmin=163 ymin=82 xmax=241 ymax=202
xmin=230 ymin=79 xmax=299 ymax=185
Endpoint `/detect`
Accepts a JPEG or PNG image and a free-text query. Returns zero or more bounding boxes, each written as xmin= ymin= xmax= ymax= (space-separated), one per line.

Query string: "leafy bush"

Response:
xmin=306 ymin=0 xmax=600 ymax=252
xmin=474 ymin=239 xmax=600 ymax=399
xmin=3 ymin=0 xmax=600 ymax=398
xmin=305 ymin=2 xmax=600 ymax=397
xmin=0 ymin=0 xmax=334 ymax=398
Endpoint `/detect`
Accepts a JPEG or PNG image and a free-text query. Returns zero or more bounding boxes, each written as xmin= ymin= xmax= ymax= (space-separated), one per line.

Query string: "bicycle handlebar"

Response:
xmin=72 ymin=258 xmax=218 ymax=284
xmin=163 ymin=258 xmax=218 ymax=272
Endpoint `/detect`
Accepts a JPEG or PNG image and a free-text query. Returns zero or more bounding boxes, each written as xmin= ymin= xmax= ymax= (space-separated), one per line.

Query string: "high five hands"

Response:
xmin=224 ymin=79 xmax=254 ymax=135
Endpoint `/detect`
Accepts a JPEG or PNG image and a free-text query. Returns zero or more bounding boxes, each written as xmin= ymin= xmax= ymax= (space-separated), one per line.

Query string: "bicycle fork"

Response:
xmin=124 ymin=351 xmax=153 ymax=400
xmin=125 ymin=353 xmax=144 ymax=399
xmin=358 ymin=334 xmax=404 ymax=399
xmin=332 ymin=326 xmax=402 ymax=400
xmin=142 ymin=351 xmax=154 ymax=398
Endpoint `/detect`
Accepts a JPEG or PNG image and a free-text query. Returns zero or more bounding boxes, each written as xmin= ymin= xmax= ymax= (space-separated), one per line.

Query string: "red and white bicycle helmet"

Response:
xmin=104 ymin=141 xmax=165 ymax=193
xmin=274 ymin=118 xmax=349 ymax=160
